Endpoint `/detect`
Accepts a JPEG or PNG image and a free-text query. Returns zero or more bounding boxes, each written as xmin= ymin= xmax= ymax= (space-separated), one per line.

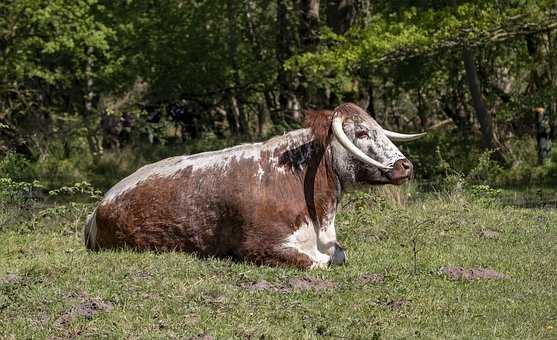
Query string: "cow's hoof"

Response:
xmin=329 ymin=244 xmax=347 ymax=266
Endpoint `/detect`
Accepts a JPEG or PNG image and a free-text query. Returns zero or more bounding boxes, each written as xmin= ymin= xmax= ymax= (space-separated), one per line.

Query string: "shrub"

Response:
xmin=0 ymin=152 xmax=37 ymax=182
xmin=465 ymin=184 xmax=502 ymax=207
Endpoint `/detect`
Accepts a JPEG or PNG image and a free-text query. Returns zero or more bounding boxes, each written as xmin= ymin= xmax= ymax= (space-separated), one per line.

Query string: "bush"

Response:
xmin=0 ymin=152 xmax=37 ymax=182
xmin=466 ymin=150 xmax=505 ymax=185
xmin=465 ymin=184 xmax=502 ymax=207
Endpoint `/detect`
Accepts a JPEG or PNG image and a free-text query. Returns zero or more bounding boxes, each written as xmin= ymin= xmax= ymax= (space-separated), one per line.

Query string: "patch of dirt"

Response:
xmin=55 ymin=292 xmax=113 ymax=327
xmin=133 ymin=271 xmax=152 ymax=280
xmin=189 ymin=335 xmax=214 ymax=340
xmin=386 ymin=299 xmax=410 ymax=310
xmin=0 ymin=273 xmax=20 ymax=284
xmin=359 ymin=273 xmax=385 ymax=285
xmin=476 ymin=229 xmax=500 ymax=239
xmin=241 ymin=280 xmax=278 ymax=291
xmin=440 ymin=267 xmax=507 ymax=281
xmin=287 ymin=277 xmax=336 ymax=291
xmin=240 ymin=277 xmax=336 ymax=292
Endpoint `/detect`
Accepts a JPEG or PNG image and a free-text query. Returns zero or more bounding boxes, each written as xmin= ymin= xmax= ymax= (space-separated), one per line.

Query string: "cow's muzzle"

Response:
xmin=386 ymin=159 xmax=413 ymax=185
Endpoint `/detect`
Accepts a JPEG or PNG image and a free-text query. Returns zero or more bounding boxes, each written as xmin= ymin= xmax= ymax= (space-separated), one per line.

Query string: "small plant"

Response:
xmin=0 ymin=177 xmax=44 ymax=205
xmin=48 ymin=181 xmax=102 ymax=200
xmin=466 ymin=184 xmax=502 ymax=207
xmin=467 ymin=150 xmax=505 ymax=185
xmin=0 ymin=152 xmax=37 ymax=182
xmin=441 ymin=173 xmax=466 ymax=194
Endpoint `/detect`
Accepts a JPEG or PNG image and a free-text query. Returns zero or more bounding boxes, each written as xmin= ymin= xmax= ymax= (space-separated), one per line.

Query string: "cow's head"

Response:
xmin=313 ymin=103 xmax=425 ymax=187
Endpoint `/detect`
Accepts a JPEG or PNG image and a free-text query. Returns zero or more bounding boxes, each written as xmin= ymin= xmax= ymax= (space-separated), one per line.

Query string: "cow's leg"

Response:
xmin=84 ymin=209 xmax=99 ymax=250
xmin=249 ymin=247 xmax=329 ymax=269
xmin=279 ymin=248 xmax=331 ymax=269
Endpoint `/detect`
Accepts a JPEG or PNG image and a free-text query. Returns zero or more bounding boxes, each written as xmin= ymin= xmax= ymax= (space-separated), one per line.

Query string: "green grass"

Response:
xmin=1 ymin=186 xmax=556 ymax=339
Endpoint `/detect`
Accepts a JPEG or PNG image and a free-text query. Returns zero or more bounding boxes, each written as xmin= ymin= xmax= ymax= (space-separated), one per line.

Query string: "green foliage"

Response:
xmin=287 ymin=0 xmax=556 ymax=79
xmin=1 ymin=0 xmax=556 ymax=189
xmin=0 ymin=153 xmax=37 ymax=182
xmin=48 ymin=181 xmax=102 ymax=200
xmin=465 ymin=184 xmax=502 ymax=207
xmin=0 ymin=177 xmax=43 ymax=205
xmin=466 ymin=150 xmax=506 ymax=185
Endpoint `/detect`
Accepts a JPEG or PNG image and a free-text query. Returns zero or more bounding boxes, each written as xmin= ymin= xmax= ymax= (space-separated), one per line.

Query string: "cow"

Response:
xmin=84 ymin=102 xmax=425 ymax=269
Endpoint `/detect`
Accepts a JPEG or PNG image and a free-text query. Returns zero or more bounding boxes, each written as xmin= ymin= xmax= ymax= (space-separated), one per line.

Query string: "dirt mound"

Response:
xmin=0 ymin=273 xmax=20 ymax=284
xmin=359 ymin=273 xmax=385 ymax=285
xmin=476 ymin=229 xmax=500 ymax=239
xmin=241 ymin=276 xmax=335 ymax=292
xmin=287 ymin=277 xmax=336 ymax=291
xmin=242 ymin=279 xmax=277 ymax=291
xmin=440 ymin=267 xmax=507 ymax=281
xmin=189 ymin=334 xmax=214 ymax=340
xmin=386 ymin=299 xmax=410 ymax=310
xmin=55 ymin=292 xmax=113 ymax=327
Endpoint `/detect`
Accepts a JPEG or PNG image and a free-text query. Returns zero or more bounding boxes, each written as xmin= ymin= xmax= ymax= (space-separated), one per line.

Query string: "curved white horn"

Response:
xmin=332 ymin=117 xmax=392 ymax=170
xmin=383 ymin=129 xmax=426 ymax=142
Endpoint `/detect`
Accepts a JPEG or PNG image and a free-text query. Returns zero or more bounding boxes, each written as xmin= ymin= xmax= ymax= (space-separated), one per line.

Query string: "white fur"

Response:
xmin=283 ymin=208 xmax=338 ymax=268
xmin=355 ymin=125 xmax=405 ymax=167
xmin=317 ymin=211 xmax=337 ymax=256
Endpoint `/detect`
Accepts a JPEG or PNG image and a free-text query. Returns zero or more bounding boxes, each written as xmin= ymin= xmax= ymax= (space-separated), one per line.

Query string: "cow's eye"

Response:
xmin=356 ymin=130 xmax=370 ymax=139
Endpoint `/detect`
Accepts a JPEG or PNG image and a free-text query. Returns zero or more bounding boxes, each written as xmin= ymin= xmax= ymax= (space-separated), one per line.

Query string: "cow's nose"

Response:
xmin=387 ymin=159 xmax=413 ymax=184
xmin=398 ymin=159 xmax=412 ymax=174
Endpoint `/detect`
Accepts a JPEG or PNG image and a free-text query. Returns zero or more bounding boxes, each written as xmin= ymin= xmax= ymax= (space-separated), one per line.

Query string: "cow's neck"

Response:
xmin=301 ymin=142 xmax=342 ymax=228
xmin=275 ymin=129 xmax=342 ymax=226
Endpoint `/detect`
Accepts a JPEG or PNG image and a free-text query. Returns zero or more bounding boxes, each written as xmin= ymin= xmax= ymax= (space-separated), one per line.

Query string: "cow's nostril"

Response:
xmin=401 ymin=159 xmax=411 ymax=170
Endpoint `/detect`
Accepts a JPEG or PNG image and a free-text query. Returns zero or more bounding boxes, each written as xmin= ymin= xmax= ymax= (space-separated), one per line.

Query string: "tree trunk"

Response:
xmin=276 ymin=0 xmax=301 ymax=123
xmin=462 ymin=48 xmax=505 ymax=162
xmin=534 ymin=107 xmax=553 ymax=164
xmin=227 ymin=0 xmax=249 ymax=136
xmin=364 ymin=79 xmax=376 ymax=118
xmin=225 ymin=91 xmax=240 ymax=135
xmin=297 ymin=0 xmax=322 ymax=109
xmin=326 ymin=0 xmax=355 ymax=35
xmin=299 ymin=0 xmax=320 ymax=52
xmin=84 ymin=46 xmax=102 ymax=158
xmin=526 ymin=33 xmax=554 ymax=164
xmin=245 ymin=0 xmax=272 ymax=135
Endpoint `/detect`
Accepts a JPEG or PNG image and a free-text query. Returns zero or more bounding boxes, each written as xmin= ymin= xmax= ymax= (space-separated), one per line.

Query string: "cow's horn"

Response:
xmin=383 ymin=129 xmax=426 ymax=142
xmin=332 ymin=116 xmax=392 ymax=170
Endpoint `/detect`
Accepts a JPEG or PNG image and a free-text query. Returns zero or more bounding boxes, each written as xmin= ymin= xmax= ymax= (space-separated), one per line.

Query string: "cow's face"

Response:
xmin=330 ymin=107 xmax=415 ymax=187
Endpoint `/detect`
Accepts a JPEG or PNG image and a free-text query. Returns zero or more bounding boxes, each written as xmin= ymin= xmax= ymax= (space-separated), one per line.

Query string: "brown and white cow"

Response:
xmin=84 ymin=103 xmax=424 ymax=269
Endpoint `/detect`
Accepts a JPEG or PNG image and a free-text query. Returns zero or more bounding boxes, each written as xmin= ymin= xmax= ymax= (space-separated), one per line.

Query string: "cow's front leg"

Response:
xmin=282 ymin=222 xmax=332 ymax=269
xmin=253 ymin=247 xmax=321 ymax=269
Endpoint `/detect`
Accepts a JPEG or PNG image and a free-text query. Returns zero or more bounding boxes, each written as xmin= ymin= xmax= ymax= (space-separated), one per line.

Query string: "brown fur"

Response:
xmin=303 ymin=103 xmax=369 ymax=147
xmin=303 ymin=110 xmax=334 ymax=147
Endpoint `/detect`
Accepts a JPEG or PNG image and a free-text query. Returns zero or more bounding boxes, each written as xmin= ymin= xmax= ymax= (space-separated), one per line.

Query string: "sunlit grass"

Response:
xmin=1 ymin=187 xmax=556 ymax=338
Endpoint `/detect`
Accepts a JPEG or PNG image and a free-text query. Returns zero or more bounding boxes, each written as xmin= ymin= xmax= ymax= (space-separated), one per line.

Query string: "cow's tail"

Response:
xmin=84 ymin=208 xmax=99 ymax=250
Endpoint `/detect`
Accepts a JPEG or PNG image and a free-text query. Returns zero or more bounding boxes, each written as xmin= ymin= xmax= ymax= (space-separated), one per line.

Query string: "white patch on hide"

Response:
xmin=283 ymin=211 xmax=338 ymax=268
xmin=331 ymin=139 xmax=357 ymax=184
xmin=256 ymin=165 xmax=265 ymax=180
xmin=283 ymin=221 xmax=331 ymax=268
xmin=317 ymin=211 xmax=337 ymax=256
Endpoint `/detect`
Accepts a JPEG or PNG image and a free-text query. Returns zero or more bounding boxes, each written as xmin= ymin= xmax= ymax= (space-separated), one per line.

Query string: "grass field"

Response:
xmin=1 ymin=184 xmax=556 ymax=339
